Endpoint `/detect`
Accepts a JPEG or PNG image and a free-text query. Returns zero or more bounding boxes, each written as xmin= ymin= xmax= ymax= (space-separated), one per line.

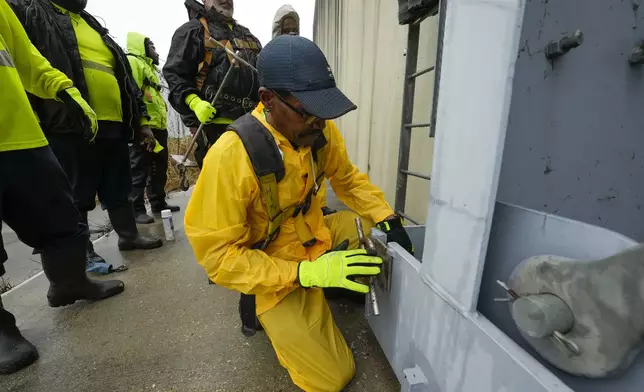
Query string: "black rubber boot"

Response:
xmin=151 ymin=203 xmax=180 ymax=213
xmin=41 ymin=236 xmax=125 ymax=308
xmin=80 ymin=211 xmax=107 ymax=266
xmin=108 ymin=206 xmax=163 ymax=251
xmin=134 ymin=211 xmax=155 ymax=225
xmin=0 ymin=297 xmax=39 ymax=375
xmin=86 ymin=238 xmax=106 ymax=265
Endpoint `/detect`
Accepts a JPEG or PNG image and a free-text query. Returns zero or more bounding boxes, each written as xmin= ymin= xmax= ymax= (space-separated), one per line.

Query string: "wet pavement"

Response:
xmin=1 ymin=207 xmax=111 ymax=290
xmin=0 ymin=191 xmax=399 ymax=392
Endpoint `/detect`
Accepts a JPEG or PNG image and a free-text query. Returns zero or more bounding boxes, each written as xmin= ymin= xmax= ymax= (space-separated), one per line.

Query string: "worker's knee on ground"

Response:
xmin=324 ymin=210 xmax=374 ymax=250
xmin=260 ymin=288 xmax=356 ymax=392
xmin=293 ymin=346 xmax=355 ymax=392
xmin=335 ymin=351 xmax=356 ymax=391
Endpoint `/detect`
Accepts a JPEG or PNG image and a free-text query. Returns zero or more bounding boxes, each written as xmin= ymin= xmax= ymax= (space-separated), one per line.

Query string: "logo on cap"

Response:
xmin=327 ymin=66 xmax=335 ymax=82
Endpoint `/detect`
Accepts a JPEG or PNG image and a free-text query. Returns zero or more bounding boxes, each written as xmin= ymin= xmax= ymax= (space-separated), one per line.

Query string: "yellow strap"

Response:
xmin=197 ymin=17 xmax=235 ymax=90
xmin=259 ymin=174 xmax=280 ymax=221
xmin=200 ymin=18 xmax=234 ymax=64
xmin=258 ymin=172 xmax=316 ymax=248
xmin=232 ymin=38 xmax=259 ymax=50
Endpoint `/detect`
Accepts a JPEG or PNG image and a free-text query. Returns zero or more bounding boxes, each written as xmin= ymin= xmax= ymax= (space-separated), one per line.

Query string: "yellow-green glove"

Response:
xmin=57 ymin=87 xmax=98 ymax=142
xmin=297 ymin=249 xmax=382 ymax=293
xmin=186 ymin=94 xmax=216 ymax=124
xmin=153 ymin=139 xmax=164 ymax=153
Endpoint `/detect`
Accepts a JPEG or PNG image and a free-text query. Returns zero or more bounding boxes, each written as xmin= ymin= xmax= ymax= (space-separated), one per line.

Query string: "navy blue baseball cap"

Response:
xmin=257 ymin=35 xmax=357 ymax=120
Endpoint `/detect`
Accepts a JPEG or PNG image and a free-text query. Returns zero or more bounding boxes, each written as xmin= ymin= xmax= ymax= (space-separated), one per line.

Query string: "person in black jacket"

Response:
xmin=184 ymin=0 xmax=205 ymax=19
xmin=164 ymin=0 xmax=262 ymax=169
xmin=8 ymin=0 xmax=163 ymax=267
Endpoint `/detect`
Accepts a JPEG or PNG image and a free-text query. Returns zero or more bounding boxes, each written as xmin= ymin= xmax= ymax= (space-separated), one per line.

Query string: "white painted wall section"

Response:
xmin=421 ymin=0 xmax=527 ymax=312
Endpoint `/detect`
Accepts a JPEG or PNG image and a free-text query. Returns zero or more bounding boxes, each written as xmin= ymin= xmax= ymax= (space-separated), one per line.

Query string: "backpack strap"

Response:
xmin=227 ymin=114 xmax=330 ymax=250
xmin=227 ymin=114 xmax=286 ymax=250
xmin=196 ymin=17 xmax=234 ymax=91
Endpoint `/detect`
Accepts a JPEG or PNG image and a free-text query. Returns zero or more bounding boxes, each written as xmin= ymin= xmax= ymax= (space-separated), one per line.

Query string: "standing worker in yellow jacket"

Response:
xmin=0 ymin=0 xmax=124 ymax=375
xmin=127 ymin=32 xmax=180 ymax=224
xmin=8 ymin=0 xmax=164 ymax=268
xmin=185 ymin=36 xmax=414 ymax=392
xmin=271 ymin=4 xmax=335 ymax=217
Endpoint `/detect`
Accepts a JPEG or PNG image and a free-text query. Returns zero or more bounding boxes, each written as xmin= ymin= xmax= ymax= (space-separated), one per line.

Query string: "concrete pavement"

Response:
xmin=1 ymin=207 xmax=111 ymax=290
xmin=0 ymin=191 xmax=399 ymax=392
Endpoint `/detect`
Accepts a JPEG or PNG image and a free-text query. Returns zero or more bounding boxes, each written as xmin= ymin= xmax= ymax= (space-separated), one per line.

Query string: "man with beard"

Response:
xmin=164 ymin=0 xmax=262 ymax=169
xmin=127 ymin=33 xmax=180 ymax=224
xmin=184 ymin=36 xmax=414 ymax=392
xmin=8 ymin=0 xmax=164 ymax=265
xmin=272 ymin=4 xmax=300 ymax=38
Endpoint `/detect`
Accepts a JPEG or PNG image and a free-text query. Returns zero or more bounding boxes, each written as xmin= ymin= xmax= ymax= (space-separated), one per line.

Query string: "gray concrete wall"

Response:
xmin=497 ymin=0 xmax=644 ymax=240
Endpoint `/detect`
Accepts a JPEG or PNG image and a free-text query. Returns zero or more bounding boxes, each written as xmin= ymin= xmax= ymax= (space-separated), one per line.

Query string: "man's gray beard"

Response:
xmin=214 ymin=5 xmax=234 ymax=19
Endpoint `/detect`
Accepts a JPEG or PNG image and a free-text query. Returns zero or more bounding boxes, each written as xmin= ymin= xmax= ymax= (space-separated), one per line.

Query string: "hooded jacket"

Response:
xmin=127 ymin=32 xmax=167 ymax=131
xmin=7 ymin=0 xmax=148 ymax=141
xmin=272 ymin=4 xmax=299 ymax=38
xmin=184 ymin=0 xmax=205 ymax=19
xmin=163 ymin=8 xmax=262 ymax=128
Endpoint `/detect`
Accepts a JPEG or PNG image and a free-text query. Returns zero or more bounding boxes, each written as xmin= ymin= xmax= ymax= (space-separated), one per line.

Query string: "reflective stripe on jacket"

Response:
xmin=0 ymin=0 xmax=72 ymax=152
xmin=7 ymin=0 xmax=148 ymax=140
xmin=184 ymin=103 xmax=394 ymax=315
xmin=59 ymin=5 xmax=123 ymax=122
xmin=127 ymin=32 xmax=167 ymax=130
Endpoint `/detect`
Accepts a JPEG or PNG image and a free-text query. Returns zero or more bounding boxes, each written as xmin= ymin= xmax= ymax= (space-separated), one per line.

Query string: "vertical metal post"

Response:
xmin=395 ymin=24 xmax=421 ymax=214
xmin=429 ymin=0 xmax=448 ymax=138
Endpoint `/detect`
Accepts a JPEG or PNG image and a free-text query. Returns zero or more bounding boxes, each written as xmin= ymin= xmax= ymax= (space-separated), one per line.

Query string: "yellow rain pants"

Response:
xmin=259 ymin=211 xmax=374 ymax=392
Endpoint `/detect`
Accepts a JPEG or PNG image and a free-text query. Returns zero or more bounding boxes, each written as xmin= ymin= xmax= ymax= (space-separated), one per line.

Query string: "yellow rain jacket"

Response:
xmin=127 ymin=32 xmax=167 ymax=130
xmin=0 ymin=0 xmax=73 ymax=152
xmin=185 ymin=103 xmax=393 ymax=315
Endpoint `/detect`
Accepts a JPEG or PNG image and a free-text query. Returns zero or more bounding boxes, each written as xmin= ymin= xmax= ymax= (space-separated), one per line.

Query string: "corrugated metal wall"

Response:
xmin=314 ymin=0 xmax=438 ymax=223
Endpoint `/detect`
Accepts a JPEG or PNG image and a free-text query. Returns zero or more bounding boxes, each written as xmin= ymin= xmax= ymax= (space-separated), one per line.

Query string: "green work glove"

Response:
xmin=297 ymin=249 xmax=382 ymax=293
xmin=57 ymin=87 xmax=98 ymax=142
xmin=186 ymin=94 xmax=216 ymax=124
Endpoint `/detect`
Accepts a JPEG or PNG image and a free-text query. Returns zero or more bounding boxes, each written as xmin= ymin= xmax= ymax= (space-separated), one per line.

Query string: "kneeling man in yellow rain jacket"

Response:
xmin=185 ymin=35 xmax=414 ymax=392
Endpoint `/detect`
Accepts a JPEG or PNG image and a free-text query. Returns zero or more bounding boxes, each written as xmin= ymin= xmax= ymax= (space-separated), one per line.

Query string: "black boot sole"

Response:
xmin=48 ymin=282 xmax=125 ymax=308
xmin=0 ymin=343 xmax=39 ymax=375
xmin=152 ymin=207 xmax=180 ymax=213
xmin=118 ymin=239 xmax=163 ymax=251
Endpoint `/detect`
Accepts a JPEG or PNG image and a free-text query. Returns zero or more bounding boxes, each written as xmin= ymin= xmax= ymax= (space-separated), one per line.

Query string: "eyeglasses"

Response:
xmin=272 ymin=90 xmax=319 ymax=126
